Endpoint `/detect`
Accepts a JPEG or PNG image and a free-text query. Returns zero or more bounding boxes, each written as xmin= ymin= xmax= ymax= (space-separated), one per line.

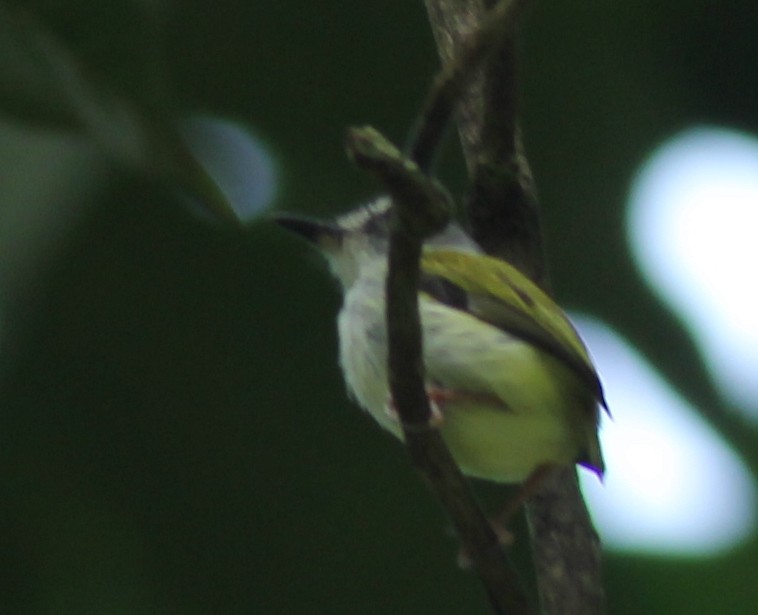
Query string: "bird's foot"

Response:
xmin=427 ymin=387 xmax=508 ymax=410
xmin=383 ymin=389 xmax=445 ymax=428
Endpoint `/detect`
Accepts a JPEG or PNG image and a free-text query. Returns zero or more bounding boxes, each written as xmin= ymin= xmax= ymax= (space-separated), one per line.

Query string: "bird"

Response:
xmin=274 ymin=196 xmax=605 ymax=491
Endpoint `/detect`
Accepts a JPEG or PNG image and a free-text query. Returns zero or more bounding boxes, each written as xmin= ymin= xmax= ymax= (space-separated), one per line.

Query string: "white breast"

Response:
xmin=337 ymin=273 xmax=398 ymax=433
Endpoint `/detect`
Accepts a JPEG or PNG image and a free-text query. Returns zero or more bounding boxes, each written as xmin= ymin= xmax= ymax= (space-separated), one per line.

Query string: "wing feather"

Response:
xmin=420 ymin=249 xmax=607 ymax=410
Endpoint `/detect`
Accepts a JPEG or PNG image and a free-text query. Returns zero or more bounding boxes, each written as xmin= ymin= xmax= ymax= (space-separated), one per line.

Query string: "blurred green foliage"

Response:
xmin=0 ymin=1 xmax=756 ymax=613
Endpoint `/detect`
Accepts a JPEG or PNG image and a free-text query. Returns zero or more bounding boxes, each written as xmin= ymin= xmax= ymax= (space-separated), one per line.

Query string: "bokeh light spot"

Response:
xmin=627 ymin=126 xmax=758 ymax=418
xmin=182 ymin=116 xmax=278 ymax=222
xmin=575 ymin=315 xmax=756 ymax=555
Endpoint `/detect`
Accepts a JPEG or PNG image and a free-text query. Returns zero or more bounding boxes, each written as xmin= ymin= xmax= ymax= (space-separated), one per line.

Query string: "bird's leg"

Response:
xmin=426 ymin=387 xmax=508 ymax=409
xmin=494 ymin=464 xmax=556 ymax=527
xmin=457 ymin=464 xmax=556 ymax=569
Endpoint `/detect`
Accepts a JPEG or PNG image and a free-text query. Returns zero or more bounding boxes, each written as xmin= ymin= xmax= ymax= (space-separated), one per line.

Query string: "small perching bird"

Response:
xmin=275 ymin=197 xmax=605 ymax=489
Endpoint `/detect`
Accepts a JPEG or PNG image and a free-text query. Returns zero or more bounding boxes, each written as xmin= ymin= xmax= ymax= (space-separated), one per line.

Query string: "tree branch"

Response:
xmin=423 ymin=0 xmax=542 ymax=280
xmin=422 ymin=1 xmax=607 ymax=613
xmin=346 ymin=126 xmax=531 ymax=615
xmin=409 ymin=0 xmax=528 ymax=173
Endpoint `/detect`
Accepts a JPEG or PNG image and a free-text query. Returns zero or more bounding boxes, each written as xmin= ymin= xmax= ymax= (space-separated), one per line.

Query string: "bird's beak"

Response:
xmin=273 ymin=214 xmax=342 ymax=247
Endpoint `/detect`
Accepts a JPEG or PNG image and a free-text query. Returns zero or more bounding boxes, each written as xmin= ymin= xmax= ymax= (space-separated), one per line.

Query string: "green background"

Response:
xmin=1 ymin=1 xmax=756 ymax=613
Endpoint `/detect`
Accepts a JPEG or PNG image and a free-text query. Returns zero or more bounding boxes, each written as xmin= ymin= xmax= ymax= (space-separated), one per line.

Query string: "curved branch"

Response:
xmin=346 ymin=126 xmax=531 ymax=614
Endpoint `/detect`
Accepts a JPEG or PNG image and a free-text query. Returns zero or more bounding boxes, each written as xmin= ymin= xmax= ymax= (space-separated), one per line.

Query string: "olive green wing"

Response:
xmin=421 ymin=249 xmax=607 ymax=409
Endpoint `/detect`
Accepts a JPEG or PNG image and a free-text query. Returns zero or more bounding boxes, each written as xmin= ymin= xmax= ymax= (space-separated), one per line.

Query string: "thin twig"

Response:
xmin=409 ymin=0 xmax=528 ymax=173
xmin=346 ymin=125 xmax=531 ymax=615
xmin=423 ymin=0 xmax=543 ymax=279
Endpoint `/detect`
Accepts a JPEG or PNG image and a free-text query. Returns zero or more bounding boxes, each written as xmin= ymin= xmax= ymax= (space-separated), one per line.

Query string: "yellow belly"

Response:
xmin=439 ymin=398 xmax=580 ymax=482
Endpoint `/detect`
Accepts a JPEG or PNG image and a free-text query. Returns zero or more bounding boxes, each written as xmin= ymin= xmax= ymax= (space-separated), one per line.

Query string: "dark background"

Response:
xmin=1 ymin=1 xmax=756 ymax=613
